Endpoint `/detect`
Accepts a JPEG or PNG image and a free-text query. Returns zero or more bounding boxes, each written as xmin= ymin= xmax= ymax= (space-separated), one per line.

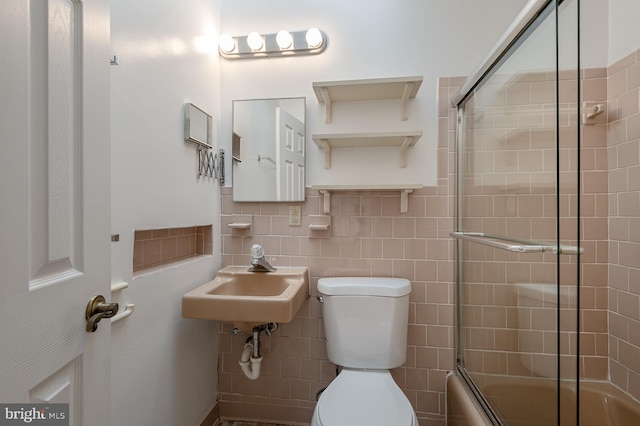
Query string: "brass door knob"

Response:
xmin=85 ymin=295 xmax=119 ymax=332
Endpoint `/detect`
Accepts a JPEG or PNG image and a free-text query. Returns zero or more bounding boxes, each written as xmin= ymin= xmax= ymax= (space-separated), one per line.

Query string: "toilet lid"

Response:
xmin=316 ymin=370 xmax=415 ymax=426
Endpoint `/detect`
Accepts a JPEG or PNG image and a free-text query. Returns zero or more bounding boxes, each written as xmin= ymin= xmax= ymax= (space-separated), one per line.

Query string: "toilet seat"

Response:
xmin=314 ymin=369 xmax=417 ymax=426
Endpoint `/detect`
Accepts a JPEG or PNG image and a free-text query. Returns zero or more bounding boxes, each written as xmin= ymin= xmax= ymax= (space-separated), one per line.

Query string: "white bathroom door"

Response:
xmin=0 ymin=1 xmax=111 ymax=425
xmin=275 ymin=108 xmax=305 ymax=201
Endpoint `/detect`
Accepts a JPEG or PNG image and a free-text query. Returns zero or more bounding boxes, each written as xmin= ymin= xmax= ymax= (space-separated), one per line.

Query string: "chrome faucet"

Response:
xmin=248 ymin=244 xmax=277 ymax=272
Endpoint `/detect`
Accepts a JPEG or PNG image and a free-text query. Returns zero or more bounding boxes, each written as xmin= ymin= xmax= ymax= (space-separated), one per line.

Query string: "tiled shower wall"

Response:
xmin=580 ymin=67 xmax=611 ymax=379
xmin=607 ymin=48 xmax=640 ymax=400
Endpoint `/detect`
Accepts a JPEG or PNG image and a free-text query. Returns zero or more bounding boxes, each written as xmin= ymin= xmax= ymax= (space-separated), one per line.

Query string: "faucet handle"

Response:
xmin=251 ymin=244 xmax=264 ymax=259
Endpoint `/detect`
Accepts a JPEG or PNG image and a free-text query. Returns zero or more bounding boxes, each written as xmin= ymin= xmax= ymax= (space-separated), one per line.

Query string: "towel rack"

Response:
xmin=257 ymin=155 xmax=276 ymax=165
xmin=111 ymin=304 xmax=135 ymax=324
xmin=450 ymin=232 xmax=583 ymax=255
xmin=111 ymin=281 xmax=129 ymax=292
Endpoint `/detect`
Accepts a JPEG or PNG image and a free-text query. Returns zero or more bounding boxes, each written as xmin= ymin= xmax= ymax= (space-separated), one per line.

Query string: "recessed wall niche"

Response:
xmin=133 ymin=226 xmax=213 ymax=273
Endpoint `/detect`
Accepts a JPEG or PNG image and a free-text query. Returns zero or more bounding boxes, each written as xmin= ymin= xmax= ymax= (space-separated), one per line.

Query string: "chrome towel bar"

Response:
xmin=450 ymin=232 xmax=583 ymax=255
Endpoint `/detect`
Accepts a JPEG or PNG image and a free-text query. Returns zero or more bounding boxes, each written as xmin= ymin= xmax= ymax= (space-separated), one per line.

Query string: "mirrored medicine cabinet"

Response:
xmin=232 ymin=97 xmax=306 ymax=202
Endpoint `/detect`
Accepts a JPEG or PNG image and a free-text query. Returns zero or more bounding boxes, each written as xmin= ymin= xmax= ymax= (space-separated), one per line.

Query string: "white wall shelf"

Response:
xmin=311 ymin=184 xmax=423 ymax=214
xmin=312 ymin=76 xmax=423 ymax=123
xmin=312 ymin=131 xmax=422 ymax=169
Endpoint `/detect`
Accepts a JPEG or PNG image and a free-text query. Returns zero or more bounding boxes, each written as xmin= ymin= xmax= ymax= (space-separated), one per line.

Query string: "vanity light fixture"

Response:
xmin=218 ymin=28 xmax=327 ymax=59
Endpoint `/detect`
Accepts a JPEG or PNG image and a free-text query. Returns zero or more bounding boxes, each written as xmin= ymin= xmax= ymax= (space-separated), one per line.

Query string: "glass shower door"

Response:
xmin=453 ymin=0 xmax=580 ymax=424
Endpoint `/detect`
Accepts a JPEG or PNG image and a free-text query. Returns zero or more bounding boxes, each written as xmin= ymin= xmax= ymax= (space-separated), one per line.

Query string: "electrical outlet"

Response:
xmin=289 ymin=206 xmax=301 ymax=226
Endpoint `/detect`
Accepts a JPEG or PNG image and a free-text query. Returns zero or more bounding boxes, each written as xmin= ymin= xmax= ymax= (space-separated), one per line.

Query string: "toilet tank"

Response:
xmin=318 ymin=277 xmax=411 ymax=369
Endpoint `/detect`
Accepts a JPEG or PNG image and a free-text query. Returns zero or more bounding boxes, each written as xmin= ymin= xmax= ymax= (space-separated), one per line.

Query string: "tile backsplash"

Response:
xmin=219 ymin=183 xmax=456 ymax=424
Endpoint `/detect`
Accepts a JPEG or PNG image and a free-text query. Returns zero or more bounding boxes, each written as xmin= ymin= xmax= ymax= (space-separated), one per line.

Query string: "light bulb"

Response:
xmin=246 ymin=32 xmax=264 ymax=51
xmin=218 ymin=34 xmax=235 ymax=53
xmin=305 ymin=28 xmax=323 ymax=48
xmin=276 ymin=30 xmax=293 ymax=49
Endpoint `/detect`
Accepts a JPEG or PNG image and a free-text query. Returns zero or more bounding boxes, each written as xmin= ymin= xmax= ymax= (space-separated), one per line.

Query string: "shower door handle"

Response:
xmin=450 ymin=232 xmax=583 ymax=255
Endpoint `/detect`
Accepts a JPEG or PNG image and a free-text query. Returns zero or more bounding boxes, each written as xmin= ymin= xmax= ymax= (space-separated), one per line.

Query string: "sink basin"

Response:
xmin=181 ymin=266 xmax=309 ymax=327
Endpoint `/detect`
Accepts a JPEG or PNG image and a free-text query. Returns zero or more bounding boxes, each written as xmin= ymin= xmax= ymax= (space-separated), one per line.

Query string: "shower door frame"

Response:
xmin=451 ymin=0 xmax=581 ymax=424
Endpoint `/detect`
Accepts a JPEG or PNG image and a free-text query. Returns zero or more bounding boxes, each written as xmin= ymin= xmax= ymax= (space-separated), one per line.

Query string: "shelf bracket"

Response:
xmin=320 ymin=87 xmax=332 ymax=124
xmin=400 ymin=189 xmax=414 ymax=213
xmin=399 ymin=136 xmax=413 ymax=168
xmin=319 ymin=190 xmax=331 ymax=213
xmin=400 ymin=82 xmax=414 ymax=121
xmin=319 ymin=139 xmax=331 ymax=169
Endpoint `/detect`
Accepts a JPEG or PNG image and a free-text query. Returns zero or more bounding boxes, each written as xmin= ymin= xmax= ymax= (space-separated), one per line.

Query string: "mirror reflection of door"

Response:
xmin=232 ymin=98 xmax=305 ymax=202
xmin=276 ymin=108 xmax=305 ymax=201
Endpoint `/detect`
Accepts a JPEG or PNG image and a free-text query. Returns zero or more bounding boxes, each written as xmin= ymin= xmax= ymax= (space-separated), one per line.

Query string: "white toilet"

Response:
xmin=311 ymin=277 xmax=418 ymax=426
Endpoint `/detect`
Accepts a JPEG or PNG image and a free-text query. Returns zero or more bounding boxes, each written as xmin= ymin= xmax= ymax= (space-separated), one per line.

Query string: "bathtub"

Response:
xmin=446 ymin=374 xmax=491 ymax=426
xmin=446 ymin=373 xmax=640 ymax=425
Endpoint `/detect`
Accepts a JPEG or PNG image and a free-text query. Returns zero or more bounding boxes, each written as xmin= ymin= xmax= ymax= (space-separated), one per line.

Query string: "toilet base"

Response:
xmin=311 ymin=369 xmax=417 ymax=426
